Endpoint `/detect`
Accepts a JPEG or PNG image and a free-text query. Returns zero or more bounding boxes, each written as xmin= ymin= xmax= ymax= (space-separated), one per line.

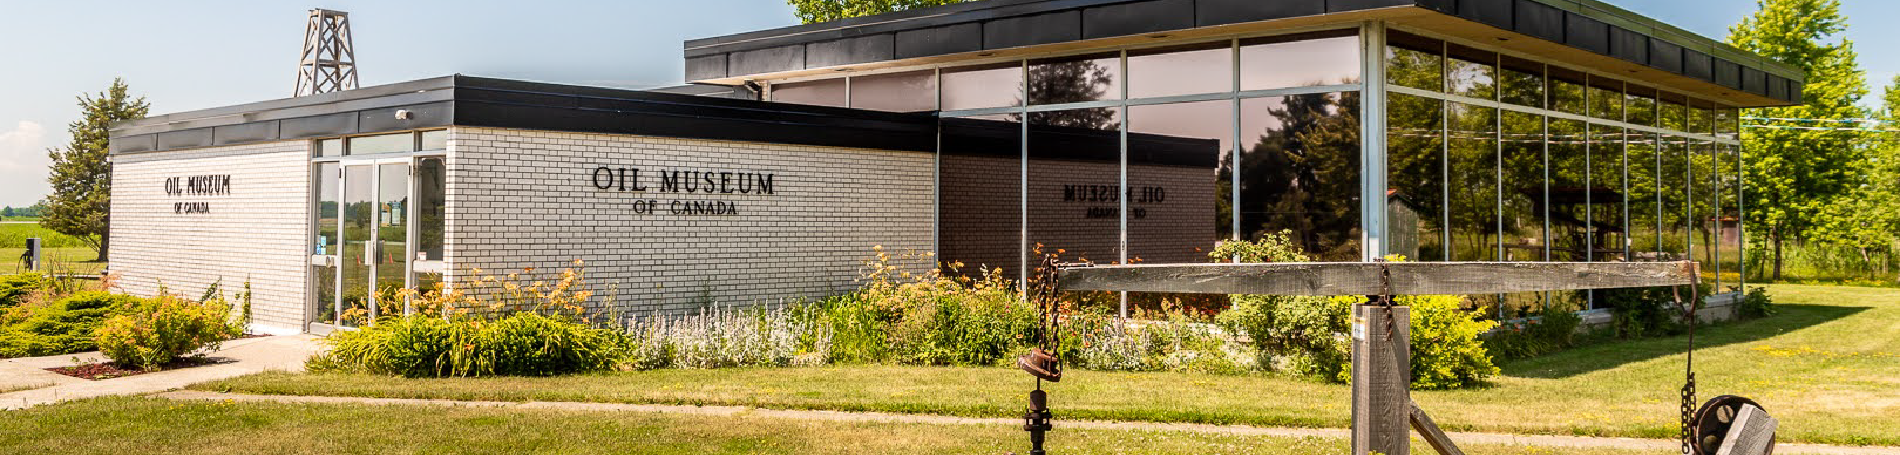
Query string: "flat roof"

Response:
xmin=109 ymin=75 xmax=937 ymax=155
xmin=684 ymin=0 xmax=1802 ymax=107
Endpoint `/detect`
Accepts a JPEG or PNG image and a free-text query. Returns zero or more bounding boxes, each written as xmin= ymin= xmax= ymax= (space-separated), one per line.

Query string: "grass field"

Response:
xmin=0 ymin=221 xmax=103 ymax=275
xmin=0 ymin=397 xmax=1665 ymax=455
xmin=198 ymin=284 xmax=1900 ymax=446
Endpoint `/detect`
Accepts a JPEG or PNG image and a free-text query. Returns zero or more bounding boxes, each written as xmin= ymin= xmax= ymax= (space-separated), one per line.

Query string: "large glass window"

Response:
xmin=938 ymin=115 xmax=1023 ymax=276
xmin=1240 ymin=93 xmax=1363 ymax=261
xmin=1242 ymin=30 xmax=1361 ymax=90
xmin=1500 ymin=56 xmax=1545 ymax=108
xmin=349 ymin=132 xmax=416 ymax=155
xmin=1446 ymin=102 xmax=1498 ymax=262
xmin=942 ymin=62 xmax=1023 ymax=111
xmin=1547 ymin=118 xmax=1588 ymax=262
xmin=1500 ymin=110 xmax=1546 ymax=316
xmin=1027 ymin=107 xmax=1122 ymax=265
xmin=1028 ymin=53 xmax=1121 ymax=106
xmin=1446 ymin=44 xmax=1497 ymax=100
xmin=1129 ymin=42 xmax=1233 ymax=98
xmin=1626 ymin=86 xmax=1658 ymax=127
xmin=1589 ymin=124 xmax=1626 ymax=262
xmin=1660 ymin=134 xmax=1691 ymax=260
xmin=1128 ymin=100 xmax=1232 ymax=265
xmin=1548 ymin=67 xmax=1588 ymax=116
xmin=1589 ymin=80 xmax=1624 ymax=122
xmin=850 ymin=70 xmax=937 ymax=112
xmin=1387 ymin=92 xmax=1445 ymax=261
xmin=770 ymin=78 xmax=847 ymax=107
xmin=1628 ymin=132 xmax=1661 ymax=259
xmin=1386 ymin=32 xmax=1444 ymax=92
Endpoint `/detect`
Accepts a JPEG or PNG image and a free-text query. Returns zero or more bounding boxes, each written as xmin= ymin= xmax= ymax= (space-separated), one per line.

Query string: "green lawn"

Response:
xmin=199 ymin=284 xmax=1900 ymax=446
xmin=0 ymin=397 xmax=1663 ymax=455
xmin=0 ymin=221 xmax=102 ymax=275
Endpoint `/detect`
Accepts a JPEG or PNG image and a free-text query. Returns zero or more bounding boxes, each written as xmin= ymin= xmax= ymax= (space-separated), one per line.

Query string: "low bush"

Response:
xmin=310 ymin=264 xmax=625 ymax=377
xmin=0 ymin=291 xmax=144 ymax=358
xmin=1483 ymin=302 xmax=1585 ymax=361
xmin=95 ymin=294 xmax=242 ymax=370
xmin=0 ymin=273 xmax=46 ymax=306
xmin=1738 ymin=286 xmax=1775 ymax=319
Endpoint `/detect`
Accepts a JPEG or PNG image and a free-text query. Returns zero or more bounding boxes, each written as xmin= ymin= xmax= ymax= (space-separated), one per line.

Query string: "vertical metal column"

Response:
xmin=1118 ymin=50 xmax=1131 ymax=319
xmin=1359 ymin=22 xmax=1390 ymax=262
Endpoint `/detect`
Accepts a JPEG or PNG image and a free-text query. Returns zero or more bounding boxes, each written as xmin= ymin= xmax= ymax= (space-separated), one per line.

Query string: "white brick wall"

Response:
xmin=445 ymin=127 xmax=935 ymax=317
xmin=108 ymin=141 xmax=311 ymax=335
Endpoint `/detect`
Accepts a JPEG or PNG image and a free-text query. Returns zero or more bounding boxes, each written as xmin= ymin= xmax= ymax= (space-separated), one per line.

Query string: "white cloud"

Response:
xmin=0 ymin=120 xmax=51 ymax=206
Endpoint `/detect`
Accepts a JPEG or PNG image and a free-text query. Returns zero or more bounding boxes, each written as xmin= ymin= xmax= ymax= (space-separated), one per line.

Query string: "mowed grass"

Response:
xmin=0 ymin=397 xmax=1667 ymax=455
xmin=198 ymin=284 xmax=1900 ymax=446
xmin=0 ymin=221 xmax=103 ymax=275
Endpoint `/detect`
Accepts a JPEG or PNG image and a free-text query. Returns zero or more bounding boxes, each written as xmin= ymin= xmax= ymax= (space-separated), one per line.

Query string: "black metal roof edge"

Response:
xmin=110 ymin=75 xmax=940 ymax=155
xmin=113 ymin=76 xmax=458 ymax=132
xmin=684 ymin=0 xmax=1066 ymax=52
xmin=1526 ymin=0 xmax=1801 ymax=81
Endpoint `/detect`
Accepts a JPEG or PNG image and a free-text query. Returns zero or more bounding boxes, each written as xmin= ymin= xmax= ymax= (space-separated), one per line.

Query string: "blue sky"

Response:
xmin=0 ymin=0 xmax=1891 ymax=207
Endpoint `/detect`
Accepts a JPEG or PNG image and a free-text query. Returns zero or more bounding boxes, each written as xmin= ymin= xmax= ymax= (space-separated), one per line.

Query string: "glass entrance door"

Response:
xmin=333 ymin=161 xmax=410 ymax=326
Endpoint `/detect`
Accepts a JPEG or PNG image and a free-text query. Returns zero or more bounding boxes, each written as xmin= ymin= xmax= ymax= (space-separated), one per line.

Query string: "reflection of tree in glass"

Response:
xmin=1238 ymin=90 xmax=1361 ymax=261
xmin=1386 ymin=93 xmax=1445 ymax=260
xmin=1015 ymin=60 xmax=1117 ymax=130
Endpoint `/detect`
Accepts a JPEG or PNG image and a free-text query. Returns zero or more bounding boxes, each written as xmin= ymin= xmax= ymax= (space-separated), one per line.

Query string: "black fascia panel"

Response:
xmin=1565 ymin=12 xmax=1610 ymax=55
xmin=1326 ymin=0 xmax=1412 ymax=12
xmin=280 ymin=112 xmax=360 ymax=139
xmin=155 ymin=128 xmax=214 ymax=150
xmin=359 ymin=102 xmax=453 ymax=133
xmin=1683 ymin=50 xmax=1714 ymax=82
xmin=1787 ymin=78 xmax=1804 ymax=104
xmin=1456 ymin=0 xmax=1514 ymax=29
xmin=1648 ymin=39 xmax=1683 ymax=73
xmin=110 ymin=134 xmax=156 ymax=154
xmin=728 ymin=45 xmax=807 ymax=77
xmin=1610 ymin=26 xmax=1647 ymax=64
xmin=1081 ymin=0 xmax=1193 ymax=40
xmin=1196 ymin=0 xmax=1326 ymax=27
xmin=983 ymin=10 xmax=1081 ymax=50
xmin=1714 ymin=59 xmax=1742 ymax=89
xmin=212 ymin=121 xmax=278 ymax=146
xmin=1513 ymin=0 xmax=1565 ymax=43
xmin=806 ymin=34 xmax=897 ymax=68
xmin=895 ymin=22 xmax=983 ymax=59
xmin=1766 ymin=75 xmax=1788 ymax=101
xmin=685 ymin=54 xmax=728 ymax=81
xmin=1741 ymin=66 xmax=1766 ymax=95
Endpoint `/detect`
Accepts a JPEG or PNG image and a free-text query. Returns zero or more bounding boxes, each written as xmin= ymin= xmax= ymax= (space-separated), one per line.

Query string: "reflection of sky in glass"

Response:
xmin=942 ymin=63 xmax=1022 ymax=111
xmin=1447 ymin=58 xmax=1495 ymax=99
xmin=1128 ymin=43 xmax=1232 ymax=99
xmin=850 ymin=70 xmax=936 ymax=112
xmin=1243 ymin=36 xmax=1360 ymax=90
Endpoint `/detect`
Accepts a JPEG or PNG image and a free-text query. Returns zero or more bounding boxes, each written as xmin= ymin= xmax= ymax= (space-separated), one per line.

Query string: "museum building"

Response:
xmin=108 ymin=0 xmax=1800 ymax=335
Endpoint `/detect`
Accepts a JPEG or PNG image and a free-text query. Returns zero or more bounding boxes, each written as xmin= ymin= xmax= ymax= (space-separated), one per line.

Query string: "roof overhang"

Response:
xmin=108 ymin=76 xmax=936 ymax=155
xmin=684 ymin=0 xmax=1802 ymax=107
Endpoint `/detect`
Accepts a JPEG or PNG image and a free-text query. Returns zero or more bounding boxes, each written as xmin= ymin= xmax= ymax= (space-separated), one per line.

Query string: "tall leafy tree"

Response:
xmin=1811 ymin=75 xmax=1900 ymax=278
xmin=44 ymin=78 xmax=149 ymax=261
xmin=789 ymin=0 xmax=969 ymax=24
xmin=1726 ymin=0 xmax=1867 ymax=280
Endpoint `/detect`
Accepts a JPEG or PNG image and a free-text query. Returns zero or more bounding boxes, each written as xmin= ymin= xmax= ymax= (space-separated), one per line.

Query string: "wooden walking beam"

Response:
xmin=1057 ymin=261 xmax=1699 ymax=296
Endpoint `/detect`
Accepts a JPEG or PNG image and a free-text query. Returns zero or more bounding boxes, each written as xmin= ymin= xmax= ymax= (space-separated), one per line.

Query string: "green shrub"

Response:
xmin=311 ymin=312 xmax=624 ymax=377
xmin=1402 ymin=294 xmax=1501 ymax=389
xmin=94 ymin=295 xmax=242 ymax=369
xmin=1598 ymin=286 xmax=1691 ymax=339
xmin=1483 ymin=302 xmax=1584 ymax=361
xmin=0 ymin=291 xmax=144 ymax=358
xmin=1738 ymin=287 xmax=1775 ymax=319
xmin=0 ymin=273 xmax=46 ymax=306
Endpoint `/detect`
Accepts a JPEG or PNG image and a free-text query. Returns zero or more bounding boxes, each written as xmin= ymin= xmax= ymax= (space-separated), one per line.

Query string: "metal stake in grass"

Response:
xmin=1017 ymin=253 xmax=1068 ymax=455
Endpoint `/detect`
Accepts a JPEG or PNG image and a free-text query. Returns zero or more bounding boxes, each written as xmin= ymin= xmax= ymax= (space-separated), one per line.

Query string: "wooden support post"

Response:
xmin=1410 ymin=402 xmax=1465 ymax=455
xmin=1717 ymin=405 xmax=1777 ymax=455
xmin=1353 ymin=304 xmax=1409 ymax=455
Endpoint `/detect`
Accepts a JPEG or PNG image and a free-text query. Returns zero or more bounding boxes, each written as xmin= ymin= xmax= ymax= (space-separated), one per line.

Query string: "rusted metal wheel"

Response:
xmin=1690 ymin=395 xmax=1775 ymax=455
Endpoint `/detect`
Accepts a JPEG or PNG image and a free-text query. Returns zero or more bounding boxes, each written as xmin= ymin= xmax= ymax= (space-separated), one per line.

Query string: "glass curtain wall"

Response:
xmin=1380 ymin=28 xmax=1745 ymax=315
xmin=926 ymin=28 xmax=1362 ymax=314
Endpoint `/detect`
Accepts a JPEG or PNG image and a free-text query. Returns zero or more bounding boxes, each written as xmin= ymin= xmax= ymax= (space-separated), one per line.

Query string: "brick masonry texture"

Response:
xmin=444 ymin=127 xmax=935 ymax=317
xmin=109 ymin=141 xmax=311 ymax=335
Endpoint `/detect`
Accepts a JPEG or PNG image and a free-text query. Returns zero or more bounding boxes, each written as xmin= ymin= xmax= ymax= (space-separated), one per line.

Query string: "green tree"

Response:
xmin=1726 ymin=0 xmax=1868 ymax=280
xmin=2 ymin=207 xmax=13 ymax=218
xmin=788 ymin=0 xmax=969 ymax=24
xmin=1811 ymin=74 xmax=1900 ymax=279
xmin=44 ymin=78 xmax=150 ymax=261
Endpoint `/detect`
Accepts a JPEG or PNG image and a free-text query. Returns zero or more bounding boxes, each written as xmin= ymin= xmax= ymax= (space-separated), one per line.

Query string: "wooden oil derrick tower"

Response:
xmin=294 ymin=9 xmax=359 ymax=97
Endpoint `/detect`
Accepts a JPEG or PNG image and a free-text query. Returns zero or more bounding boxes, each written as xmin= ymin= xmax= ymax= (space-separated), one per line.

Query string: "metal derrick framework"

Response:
xmin=294 ymin=9 xmax=359 ymax=97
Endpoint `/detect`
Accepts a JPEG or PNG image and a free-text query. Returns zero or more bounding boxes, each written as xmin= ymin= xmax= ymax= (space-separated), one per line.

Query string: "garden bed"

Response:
xmin=45 ymin=356 xmax=230 ymax=380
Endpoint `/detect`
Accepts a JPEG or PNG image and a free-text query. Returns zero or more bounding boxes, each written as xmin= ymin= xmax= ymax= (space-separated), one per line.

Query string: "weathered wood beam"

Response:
xmin=1056 ymin=261 xmax=1698 ymax=296
xmin=1409 ymin=402 xmax=1466 ymax=455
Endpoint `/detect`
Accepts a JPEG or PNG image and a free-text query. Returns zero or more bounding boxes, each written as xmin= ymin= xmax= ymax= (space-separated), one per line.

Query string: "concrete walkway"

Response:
xmin=151 ymin=389 xmax=1892 ymax=455
xmin=0 ymin=334 xmax=318 ymax=410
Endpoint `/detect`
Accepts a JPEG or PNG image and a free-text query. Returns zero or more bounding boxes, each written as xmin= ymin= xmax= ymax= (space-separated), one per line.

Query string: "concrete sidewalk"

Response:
xmin=152 ymin=389 xmax=1894 ymax=455
xmin=0 ymin=334 xmax=318 ymax=410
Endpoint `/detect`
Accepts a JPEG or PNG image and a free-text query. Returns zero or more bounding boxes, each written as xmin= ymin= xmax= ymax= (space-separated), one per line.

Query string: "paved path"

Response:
xmin=0 ymin=335 xmax=318 ymax=410
xmin=151 ymin=390 xmax=1892 ymax=455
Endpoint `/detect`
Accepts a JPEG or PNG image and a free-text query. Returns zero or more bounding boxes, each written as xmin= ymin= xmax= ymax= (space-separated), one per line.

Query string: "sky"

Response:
xmin=0 ymin=0 xmax=1893 ymax=208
